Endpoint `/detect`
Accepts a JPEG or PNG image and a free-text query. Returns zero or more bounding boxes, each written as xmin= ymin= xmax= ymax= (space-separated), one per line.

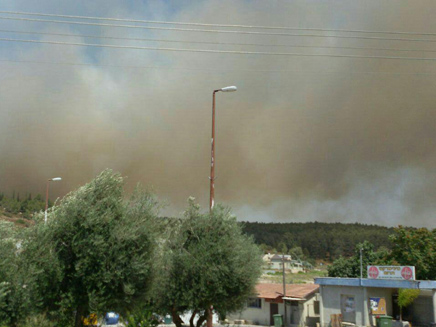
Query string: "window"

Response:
xmin=248 ymin=298 xmax=262 ymax=309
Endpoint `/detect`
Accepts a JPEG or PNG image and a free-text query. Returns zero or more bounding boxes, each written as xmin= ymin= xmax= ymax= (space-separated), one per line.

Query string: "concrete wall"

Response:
xmin=292 ymin=294 xmax=320 ymax=327
xmin=320 ymin=285 xmax=396 ymax=327
xmin=228 ymin=298 xmax=271 ymax=325
xmin=228 ymin=296 xmax=319 ymax=327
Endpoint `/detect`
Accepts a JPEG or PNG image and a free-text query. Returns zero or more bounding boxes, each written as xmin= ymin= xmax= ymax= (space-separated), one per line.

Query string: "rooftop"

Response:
xmin=315 ymin=277 xmax=436 ymax=290
xmin=255 ymin=283 xmax=319 ymax=300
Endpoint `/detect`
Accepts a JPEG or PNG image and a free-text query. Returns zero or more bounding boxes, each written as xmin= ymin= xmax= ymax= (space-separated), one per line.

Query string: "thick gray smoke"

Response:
xmin=1 ymin=0 xmax=436 ymax=227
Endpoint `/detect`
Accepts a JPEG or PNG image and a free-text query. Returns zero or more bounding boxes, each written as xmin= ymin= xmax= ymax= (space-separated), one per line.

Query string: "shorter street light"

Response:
xmin=45 ymin=177 xmax=62 ymax=224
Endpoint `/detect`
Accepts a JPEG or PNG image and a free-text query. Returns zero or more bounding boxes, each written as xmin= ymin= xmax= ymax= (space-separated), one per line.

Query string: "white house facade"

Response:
xmin=228 ymin=283 xmax=320 ymax=327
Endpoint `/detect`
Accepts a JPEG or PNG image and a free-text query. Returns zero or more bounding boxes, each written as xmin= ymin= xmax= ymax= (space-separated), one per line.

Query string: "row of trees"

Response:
xmin=328 ymin=226 xmax=436 ymax=281
xmin=243 ymin=221 xmax=393 ymax=260
xmin=0 ymin=170 xmax=262 ymax=327
xmin=0 ymin=193 xmax=49 ymax=219
xmin=327 ymin=233 xmax=433 ymax=321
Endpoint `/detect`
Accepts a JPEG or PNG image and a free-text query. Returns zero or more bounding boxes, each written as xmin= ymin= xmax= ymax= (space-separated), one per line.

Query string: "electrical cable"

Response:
xmin=2 ymin=37 xmax=436 ymax=60
xmin=2 ymin=10 xmax=436 ymax=37
xmin=2 ymin=16 xmax=436 ymax=43
xmin=2 ymin=28 xmax=436 ymax=53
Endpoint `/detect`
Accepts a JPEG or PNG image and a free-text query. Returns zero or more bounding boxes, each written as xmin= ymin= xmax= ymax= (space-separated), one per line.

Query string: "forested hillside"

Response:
xmin=0 ymin=191 xmax=48 ymax=219
xmin=0 ymin=189 xmax=396 ymax=262
xmin=242 ymin=221 xmax=394 ymax=260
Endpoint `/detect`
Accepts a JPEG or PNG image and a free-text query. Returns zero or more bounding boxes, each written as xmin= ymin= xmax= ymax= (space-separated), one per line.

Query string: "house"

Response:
xmin=228 ymin=283 xmax=320 ymax=327
xmin=316 ymin=277 xmax=436 ymax=327
xmin=270 ymin=255 xmax=292 ymax=270
xmin=266 ymin=254 xmax=304 ymax=273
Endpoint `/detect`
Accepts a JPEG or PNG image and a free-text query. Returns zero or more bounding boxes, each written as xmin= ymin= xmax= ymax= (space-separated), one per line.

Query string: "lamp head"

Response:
xmin=50 ymin=177 xmax=62 ymax=181
xmin=220 ymin=86 xmax=237 ymax=92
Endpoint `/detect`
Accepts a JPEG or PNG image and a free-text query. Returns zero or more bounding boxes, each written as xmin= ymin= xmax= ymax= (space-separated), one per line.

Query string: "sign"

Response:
xmin=367 ymin=266 xmax=415 ymax=280
xmin=370 ymin=297 xmax=386 ymax=314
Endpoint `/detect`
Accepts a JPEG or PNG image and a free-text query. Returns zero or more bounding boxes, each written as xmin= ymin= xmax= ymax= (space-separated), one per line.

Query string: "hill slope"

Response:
xmin=242 ymin=221 xmax=394 ymax=260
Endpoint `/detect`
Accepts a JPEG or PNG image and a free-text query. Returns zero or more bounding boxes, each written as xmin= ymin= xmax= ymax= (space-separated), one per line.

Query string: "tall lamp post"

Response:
xmin=209 ymin=85 xmax=237 ymax=212
xmin=45 ymin=177 xmax=62 ymax=224
xmin=208 ymin=85 xmax=237 ymax=327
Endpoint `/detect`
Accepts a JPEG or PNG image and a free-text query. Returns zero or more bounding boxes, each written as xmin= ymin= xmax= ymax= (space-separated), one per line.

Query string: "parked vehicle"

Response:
xmin=104 ymin=312 xmax=120 ymax=326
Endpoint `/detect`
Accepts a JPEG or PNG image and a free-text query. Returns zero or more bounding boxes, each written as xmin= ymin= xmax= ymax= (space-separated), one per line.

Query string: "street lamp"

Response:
xmin=45 ymin=177 xmax=62 ymax=224
xmin=209 ymin=86 xmax=237 ymax=212
xmin=207 ymin=85 xmax=236 ymax=327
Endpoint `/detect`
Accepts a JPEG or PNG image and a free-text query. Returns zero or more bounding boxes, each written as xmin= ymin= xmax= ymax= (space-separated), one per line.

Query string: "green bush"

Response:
xmin=18 ymin=314 xmax=55 ymax=327
xmin=15 ymin=219 xmax=27 ymax=225
xmin=124 ymin=307 xmax=160 ymax=327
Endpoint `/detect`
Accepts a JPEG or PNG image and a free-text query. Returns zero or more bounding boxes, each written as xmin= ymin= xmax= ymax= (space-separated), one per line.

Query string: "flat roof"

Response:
xmin=315 ymin=277 xmax=436 ymax=290
xmin=256 ymin=283 xmax=319 ymax=300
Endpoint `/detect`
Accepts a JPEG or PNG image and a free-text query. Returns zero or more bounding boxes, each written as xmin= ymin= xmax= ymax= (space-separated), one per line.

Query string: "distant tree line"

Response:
xmin=242 ymin=221 xmax=394 ymax=260
xmin=328 ymin=226 xmax=436 ymax=281
xmin=0 ymin=192 xmax=50 ymax=219
xmin=0 ymin=170 xmax=262 ymax=327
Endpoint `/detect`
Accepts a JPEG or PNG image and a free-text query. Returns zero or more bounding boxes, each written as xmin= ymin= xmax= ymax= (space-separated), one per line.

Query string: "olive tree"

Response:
xmin=0 ymin=220 xmax=27 ymax=326
xmin=25 ymin=170 xmax=159 ymax=327
xmin=152 ymin=199 xmax=263 ymax=327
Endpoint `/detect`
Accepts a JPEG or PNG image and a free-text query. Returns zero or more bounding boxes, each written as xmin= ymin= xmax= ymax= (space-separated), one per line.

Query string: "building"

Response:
xmin=263 ymin=254 xmax=304 ymax=273
xmin=228 ymin=283 xmax=320 ymax=327
xmin=316 ymin=277 xmax=436 ymax=327
xmin=270 ymin=255 xmax=292 ymax=270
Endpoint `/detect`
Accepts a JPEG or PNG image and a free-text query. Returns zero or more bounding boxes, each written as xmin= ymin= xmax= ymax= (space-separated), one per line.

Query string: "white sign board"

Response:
xmin=367 ymin=265 xmax=415 ymax=280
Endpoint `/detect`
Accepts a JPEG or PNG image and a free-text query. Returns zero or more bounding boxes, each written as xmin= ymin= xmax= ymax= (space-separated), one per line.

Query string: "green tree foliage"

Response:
xmin=398 ymin=289 xmax=420 ymax=320
xmin=17 ymin=314 xmax=55 ymax=327
xmin=0 ymin=192 xmax=46 ymax=218
xmin=124 ymin=306 xmax=160 ymax=327
xmin=288 ymin=247 xmax=305 ymax=260
xmin=242 ymin=221 xmax=394 ymax=260
xmin=23 ymin=170 xmax=159 ymax=327
xmin=389 ymin=226 xmax=436 ymax=280
xmin=328 ymin=241 xmax=391 ymax=277
xmin=0 ymin=221 xmax=33 ymax=326
xmin=152 ymin=199 xmax=263 ymax=327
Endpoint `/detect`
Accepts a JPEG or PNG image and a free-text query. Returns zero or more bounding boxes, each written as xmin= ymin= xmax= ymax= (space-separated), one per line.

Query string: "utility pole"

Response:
xmin=282 ymin=253 xmax=287 ymax=327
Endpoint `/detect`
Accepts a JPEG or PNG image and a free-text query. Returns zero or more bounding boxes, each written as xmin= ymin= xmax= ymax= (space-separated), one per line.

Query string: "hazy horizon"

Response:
xmin=2 ymin=0 xmax=436 ymax=228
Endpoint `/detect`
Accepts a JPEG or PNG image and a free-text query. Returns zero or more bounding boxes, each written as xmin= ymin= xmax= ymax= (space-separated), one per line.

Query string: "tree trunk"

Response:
xmin=171 ymin=307 xmax=185 ymax=327
xmin=400 ymin=307 xmax=403 ymax=321
xmin=190 ymin=310 xmax=199 ymax=327
xmin=197 ymin=312 xmax=207 ymax=327
xmin=75 ymin=306 xmax=84 ymax=327
xmin=206 ymin=306 xmax=213 ymax=327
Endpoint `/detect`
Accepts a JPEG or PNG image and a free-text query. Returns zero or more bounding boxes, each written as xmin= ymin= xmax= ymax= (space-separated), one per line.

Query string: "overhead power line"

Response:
xmin=2 ymin=37 xmax=436 ymax=60
xmin=2 ymin=10 xmax=436 ymax=37
xmin=2 ymin=16 xmax=436 ymax=43
xmin=2 ymin=29 xmax=436 ymax=53
xmin=2 ymin=58 xmax=436 ymax=75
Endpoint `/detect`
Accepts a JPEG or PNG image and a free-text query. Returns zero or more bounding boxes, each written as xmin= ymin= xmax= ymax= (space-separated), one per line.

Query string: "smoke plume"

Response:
xmin=2 ymin=0 xmax=436 ymax=227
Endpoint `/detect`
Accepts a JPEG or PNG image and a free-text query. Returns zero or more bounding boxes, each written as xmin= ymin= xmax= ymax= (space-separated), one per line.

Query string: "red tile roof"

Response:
xmin=255 ymin=283 xmax=319 ymax=300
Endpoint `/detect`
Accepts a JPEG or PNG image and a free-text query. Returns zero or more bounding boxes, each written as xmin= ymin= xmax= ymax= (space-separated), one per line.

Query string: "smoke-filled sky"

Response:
xmin=2 ymin=0 xmax=436 ymax=227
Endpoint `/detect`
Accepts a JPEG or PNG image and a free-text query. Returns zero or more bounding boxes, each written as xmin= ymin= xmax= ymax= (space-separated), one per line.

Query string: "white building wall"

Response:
xmin=228 ymin=298 xmax=271 ymax=325
xmin=229 ymin=297 xmax=319 ymax=327
xmin=320 ymin=286 xmax=396 ymax=327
